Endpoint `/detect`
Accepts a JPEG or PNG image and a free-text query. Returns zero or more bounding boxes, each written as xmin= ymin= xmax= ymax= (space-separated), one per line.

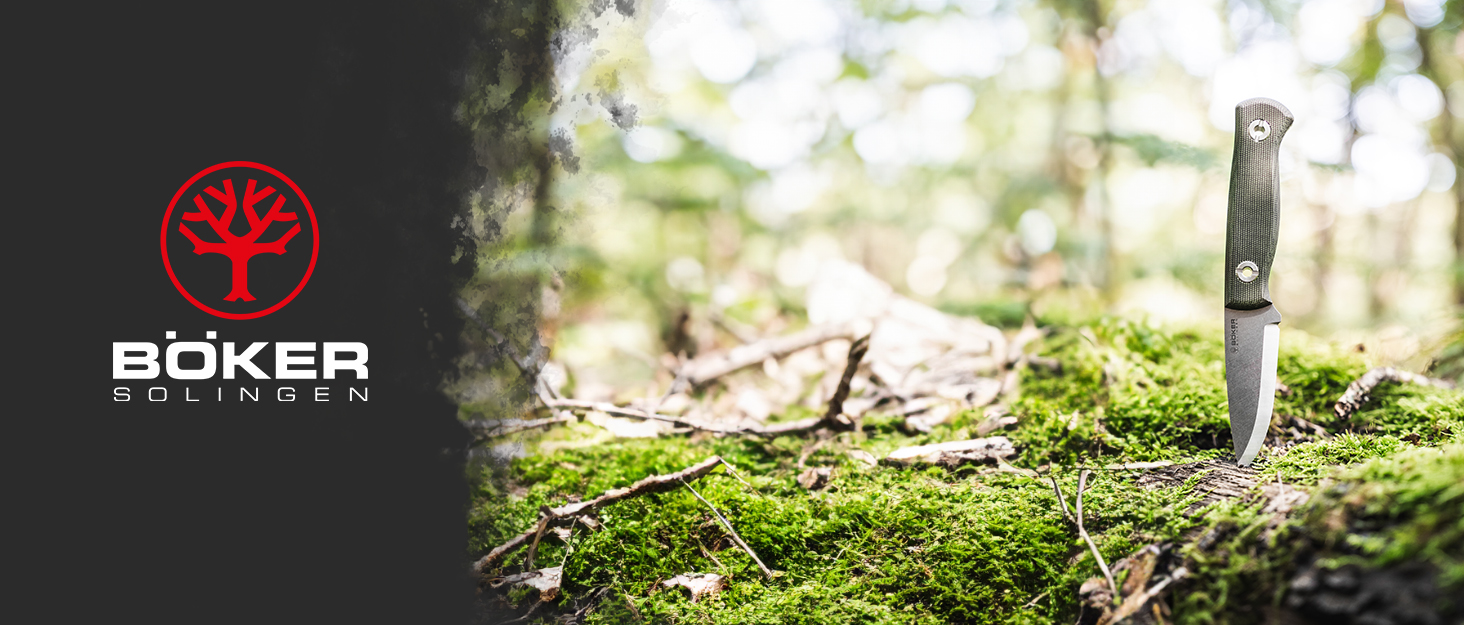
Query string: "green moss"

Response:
xmin=1348 ymin=385 xmax=1464 ymax=439
xmin=1009 ymin=318 xmax=1379 ymax=468
xmin=1261 ymin=433 xmax=1411 ymax=485
xmin=1302 ymin=440 xmax=1464 ymax=587
xmin=470 ymin=319 xmax=1464 ymax=623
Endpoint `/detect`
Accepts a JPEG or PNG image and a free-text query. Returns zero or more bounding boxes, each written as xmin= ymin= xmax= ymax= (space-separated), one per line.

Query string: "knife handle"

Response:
xmin=1224 ymin=98 xmax=1292 ymax=310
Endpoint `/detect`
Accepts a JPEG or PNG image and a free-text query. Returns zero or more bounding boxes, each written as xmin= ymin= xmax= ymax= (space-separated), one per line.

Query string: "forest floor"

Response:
xmin=465 ymin=301 xmax=1464 ymax=625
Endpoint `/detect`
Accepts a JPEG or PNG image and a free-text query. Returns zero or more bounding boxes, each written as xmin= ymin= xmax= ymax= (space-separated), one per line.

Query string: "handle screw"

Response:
xmin=1236 ymin=261 xmax=1259 ymax=283
xmin=1248 ymin=119 xmax=1270 ymax=142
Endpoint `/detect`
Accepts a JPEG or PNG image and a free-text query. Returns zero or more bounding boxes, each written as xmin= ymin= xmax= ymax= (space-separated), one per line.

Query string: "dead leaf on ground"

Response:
xmin=847 ymin=449 xmax=878 ymax=467
xmin=882 ymin=436 xmax=1016 ymax=468
xmin=585 ymin=410 xmax=664 ymax=438
xmin=797 ymin=466 xmax=832 ymax=490
xmin=488 ymin=566 xmax=563 ymax=602
xmin=662 ymin=572 xmax=727 ymax=603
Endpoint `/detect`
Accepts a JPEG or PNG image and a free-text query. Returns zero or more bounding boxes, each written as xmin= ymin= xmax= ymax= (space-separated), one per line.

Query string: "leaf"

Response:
xmin=661 ymin=572 xmax=727 ymax=602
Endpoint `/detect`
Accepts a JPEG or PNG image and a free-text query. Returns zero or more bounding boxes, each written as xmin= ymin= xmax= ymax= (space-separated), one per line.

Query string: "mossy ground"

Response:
xmin=469 ymin=318 xmax=1464 ymax=624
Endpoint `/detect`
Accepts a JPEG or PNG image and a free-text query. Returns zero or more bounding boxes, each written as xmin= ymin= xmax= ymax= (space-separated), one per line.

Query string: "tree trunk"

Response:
xmin=225 ymin=254 xmax=255 ymax=302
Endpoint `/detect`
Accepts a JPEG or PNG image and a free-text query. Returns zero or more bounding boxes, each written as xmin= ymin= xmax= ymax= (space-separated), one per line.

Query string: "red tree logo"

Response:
xmin=179 ymin=179 xmax=301 ymax=302
xmin=162 ymin=162 xmax=318 ymax=319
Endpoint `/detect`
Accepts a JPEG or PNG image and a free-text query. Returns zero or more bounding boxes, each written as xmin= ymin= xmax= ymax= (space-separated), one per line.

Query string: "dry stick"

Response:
xmin=572 ymin=587 xmax=610 ymax=620
xmin=1334 ymin=366 xmax=1455 ymax=421
xmin=474 ymin=456 xmax=729 ymax=575
xmin=1076 ymin=470 xmax=1119 ymax=601
xmin=501 ymin=600 xmax=545 ymax=625
xmin=680 ymin=477 xmax=775 ymax=580
xmin=824 ymin=334 xmax=872 ymax=425
xmin=1048 ymin=474 xmax=1075 ymax=524
xmin=544 ymin=397 xmax=849 ymax=438
xmin=524 ymin=507 xmax=554 ymax=571
xmin=559 ymin=517 xmax=582 ymax=569
xmin=466 ymin=414 xmax=577 ymax=441
xmin=622 ymin=590 xmax=643 ymax=621
xmin=544 ymin=398 xmax=746 ymax=435
xmin=518 ymin=328 xmax=869 ymax=440
xmin=716 ymin=461 xmax=762 ymax=499
xmin=679 ymin=321 xmax=855 ymax=387
xmin=1022 ymin=590 xmax=1050 ymax=609
xmin=1105 ymin=567 xmax=1190 ymax=622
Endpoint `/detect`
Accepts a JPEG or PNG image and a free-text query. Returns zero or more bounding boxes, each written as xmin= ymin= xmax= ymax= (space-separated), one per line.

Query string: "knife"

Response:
xmin=1224 ymin=97 xmax=1292 ymax=467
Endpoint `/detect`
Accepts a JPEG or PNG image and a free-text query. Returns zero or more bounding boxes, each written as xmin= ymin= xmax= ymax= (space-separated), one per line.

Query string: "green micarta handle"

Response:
xmin=1224 ymin=98 xmax=1292 ymax=311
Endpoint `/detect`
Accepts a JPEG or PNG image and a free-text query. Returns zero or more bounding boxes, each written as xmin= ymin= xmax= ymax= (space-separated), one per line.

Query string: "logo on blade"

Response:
xmin=161 ymin=162 xmax=319 ymax=319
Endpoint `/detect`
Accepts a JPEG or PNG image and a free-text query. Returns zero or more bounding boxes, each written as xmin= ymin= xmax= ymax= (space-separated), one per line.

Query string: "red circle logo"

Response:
xmin=161 ymin=162 xmax=319 ymax=319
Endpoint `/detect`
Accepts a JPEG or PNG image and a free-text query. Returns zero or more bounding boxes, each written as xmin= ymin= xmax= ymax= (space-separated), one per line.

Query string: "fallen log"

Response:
xmin=1135 ymin=459 xmax=1259 ymax=514
xmin=1078 ymin=460 xmax=1312 ymax=624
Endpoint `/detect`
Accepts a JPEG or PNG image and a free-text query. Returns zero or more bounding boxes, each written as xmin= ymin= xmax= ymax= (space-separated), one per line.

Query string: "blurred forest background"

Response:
xmin=452 ymin=0 xmax=1464 ymax=419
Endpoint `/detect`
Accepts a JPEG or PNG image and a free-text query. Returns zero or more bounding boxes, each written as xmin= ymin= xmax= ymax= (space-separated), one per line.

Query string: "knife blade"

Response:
xmin=1224 ymin=97 xmax=1292 ymax=467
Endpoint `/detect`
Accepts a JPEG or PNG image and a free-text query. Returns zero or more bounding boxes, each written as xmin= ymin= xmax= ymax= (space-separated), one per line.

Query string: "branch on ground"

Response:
xmin=678 ymin=321 xmax=857 ymax=387
xmin=1334 ymin=366 xmax=1455 ymax=421
xmin=472 ymin=456 xmax=735 ymax=577
xmin=466 ymin=414 xmax=577 ymax=441
xmin=1075 ymin=470 xmax=1119 ymax=603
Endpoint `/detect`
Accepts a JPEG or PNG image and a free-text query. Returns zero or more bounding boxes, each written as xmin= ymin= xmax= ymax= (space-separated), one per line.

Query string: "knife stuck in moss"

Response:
xmin=1223 ymin=97 xmax=1292 ymax=467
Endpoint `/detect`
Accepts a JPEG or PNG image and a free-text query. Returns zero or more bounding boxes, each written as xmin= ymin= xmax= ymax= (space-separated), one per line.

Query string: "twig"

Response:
xmin=622 ymin=589 xmax=643 ymax=621
xmin=680 ymin=477 xmax=775 ymax=580
xmin=655 ymin=368 xmax=689 ymax=410
xmin=1334 ymin=366 xmax=1455 ymax=420
xmin=823 ymin=334 xmax=871 ymax=426
xmin=474 ymin=456 xmax=729 ymax=575
xmin=545 ymin=397 xmax=848 ymax=438
xmin=679 ymin=321 xmax=855 ymax=387
xmin=1049 ymin=474 xmax=1074 ymax=523
xmin=1076 ymin=470 xmax=1118 ymax=601
xmin=559 ymin=517 xmax=581 ymax=569
xmin=572 ymin=587 xmax=610 ymax=620
xmin=500 ymin=599 xmax=545 ymax=625
xmin=1101 ymin=461 xmax=1174 ymax=471
xmin=1022 ymin=589 xmax=1050 ymax=609
xmin=524 ymin=508 xmax=552 ymax=570
xmin=1105 ymin=567 xmax=1190 ymax=623
xmin=696 ymin=534 xmax=728 ymax=575
xmin=718 ymin=460 xmax=755 ymax=490
xmin=546 ymin=398 xmax=745 ymax=434
xmin=466 ymin=414 xmax=577 ymax=441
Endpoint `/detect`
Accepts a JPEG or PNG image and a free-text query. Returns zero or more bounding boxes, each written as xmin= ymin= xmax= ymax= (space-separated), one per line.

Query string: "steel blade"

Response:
xmin=1225 ymin=305 xmax=1282 ymax=466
